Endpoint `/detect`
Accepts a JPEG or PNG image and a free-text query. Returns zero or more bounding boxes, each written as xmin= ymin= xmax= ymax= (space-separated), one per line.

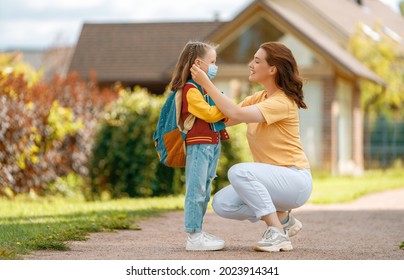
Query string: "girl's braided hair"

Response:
xmin=170 ymin=41 xmax=217 ymax=91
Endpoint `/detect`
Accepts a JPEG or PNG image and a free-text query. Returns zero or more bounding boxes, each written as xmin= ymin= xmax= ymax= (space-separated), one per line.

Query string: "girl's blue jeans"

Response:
xmin=184 ymin=142 xmax=221 ymax=233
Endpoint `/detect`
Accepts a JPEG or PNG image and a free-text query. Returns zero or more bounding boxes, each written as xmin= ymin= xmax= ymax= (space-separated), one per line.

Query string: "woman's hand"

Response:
xmin=191 ymin=64 xmax=211 ymax=88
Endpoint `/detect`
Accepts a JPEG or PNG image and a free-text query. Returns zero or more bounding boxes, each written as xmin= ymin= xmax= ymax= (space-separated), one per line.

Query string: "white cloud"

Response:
xmin=0 ymin=0 xmax=252 ymax=50
xmin=26 ymin=0 xmax=105 ymax=10
xmin=0 ymin=19 xmax=81 ymax=49
xmin=0 ymin=0 xmax=401 ymax=51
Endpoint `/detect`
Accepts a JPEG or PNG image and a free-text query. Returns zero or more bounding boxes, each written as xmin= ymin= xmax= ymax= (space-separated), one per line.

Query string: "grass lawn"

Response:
xmin=0 ymin=196 xmax=184 ymax=259
xmin=309 ymin=167 xmax=404 ymax=203
xmin=0 ymin=167 xmax=403 ymax=259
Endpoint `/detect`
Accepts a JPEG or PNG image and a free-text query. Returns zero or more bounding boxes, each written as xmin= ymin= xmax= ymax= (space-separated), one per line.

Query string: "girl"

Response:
xmin=170 ymin=41 xmax=229 ymax=251
xmin=191 ymin=42 xmax=312 ymax=252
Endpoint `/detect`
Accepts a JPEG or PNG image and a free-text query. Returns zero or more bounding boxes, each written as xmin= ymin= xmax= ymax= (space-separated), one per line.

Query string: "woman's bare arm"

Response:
xmin=191 ymin=64 xmax=265 ymax=123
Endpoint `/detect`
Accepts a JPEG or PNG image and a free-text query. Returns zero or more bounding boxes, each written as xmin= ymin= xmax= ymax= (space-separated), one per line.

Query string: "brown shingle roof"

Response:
xmin=69 ymin=22 xmax=225 ymax=84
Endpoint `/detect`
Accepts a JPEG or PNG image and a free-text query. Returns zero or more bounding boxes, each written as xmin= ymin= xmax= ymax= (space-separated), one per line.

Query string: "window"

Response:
xmin=218 ymin=17 xmax=284 ymax=64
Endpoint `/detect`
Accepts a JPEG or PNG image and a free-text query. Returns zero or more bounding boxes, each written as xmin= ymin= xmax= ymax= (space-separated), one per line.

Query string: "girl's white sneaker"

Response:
xmin=186 ymin=232 xmax=225 ymax=251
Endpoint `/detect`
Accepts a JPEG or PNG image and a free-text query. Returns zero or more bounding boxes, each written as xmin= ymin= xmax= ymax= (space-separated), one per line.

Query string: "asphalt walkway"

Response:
xmin=25 ymin=188 xmax=404 ymax=260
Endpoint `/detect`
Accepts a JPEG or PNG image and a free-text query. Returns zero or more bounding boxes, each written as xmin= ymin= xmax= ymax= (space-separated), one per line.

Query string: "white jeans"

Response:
xmin=212 ymin=162 xmax=312 ymax=222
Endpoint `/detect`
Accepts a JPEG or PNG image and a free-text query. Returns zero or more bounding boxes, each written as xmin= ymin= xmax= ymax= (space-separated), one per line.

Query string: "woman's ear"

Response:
xmin=269 ymin=65 xmax=277 ymax=75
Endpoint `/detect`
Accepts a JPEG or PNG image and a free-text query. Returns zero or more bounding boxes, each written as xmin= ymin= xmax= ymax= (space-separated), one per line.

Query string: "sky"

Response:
xmin=0 ymin=0 xmax=401 ymax=51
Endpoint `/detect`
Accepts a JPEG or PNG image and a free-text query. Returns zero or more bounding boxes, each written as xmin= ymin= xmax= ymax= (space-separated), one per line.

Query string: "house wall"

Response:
xmin=333 ymin=78 xmax=364 ymax=176
xmin=322 ymin=77 xmax=338 ymax=173
xmin=352 ymin=82 xmax=364 ymax=175
xmin=336 ymin=79 xmax=354 ymax=174
xmin=299 ymin=80 xmax=323 ymax=169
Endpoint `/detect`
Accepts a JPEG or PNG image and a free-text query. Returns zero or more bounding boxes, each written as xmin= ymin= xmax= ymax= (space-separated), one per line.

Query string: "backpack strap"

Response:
xmin=186 ymin=79 xmax=204 ymax=94
xmin=175 ymin=88 xmax=196 ymax=136
xmin=175 ymin=79 xmax=204 ymax=135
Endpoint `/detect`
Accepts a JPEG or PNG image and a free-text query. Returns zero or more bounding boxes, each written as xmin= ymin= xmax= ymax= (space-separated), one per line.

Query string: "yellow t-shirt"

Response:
xmin=241 ymin=90 xmax=310 ymax=169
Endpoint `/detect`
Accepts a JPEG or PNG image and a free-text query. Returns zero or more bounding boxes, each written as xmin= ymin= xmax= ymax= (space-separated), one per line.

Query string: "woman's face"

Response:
xmin=248 ymin=48 xmax=272 ymax=83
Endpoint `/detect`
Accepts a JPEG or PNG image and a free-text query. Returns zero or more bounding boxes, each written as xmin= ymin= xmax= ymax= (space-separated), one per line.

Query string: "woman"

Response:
xmin=190 ymin=42 xmax=312 ymax=252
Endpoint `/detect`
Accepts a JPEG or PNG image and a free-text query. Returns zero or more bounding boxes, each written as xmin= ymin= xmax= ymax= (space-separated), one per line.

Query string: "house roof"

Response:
xmin=69 ymin=0 xmax=392 ymax=87
xmin=303 ymin=0 xmax=404 ymax=41
xmin=69 ymin=22 xmax=224 ymax=83
xmin=260 ymin=0 xmax=385 ymax=84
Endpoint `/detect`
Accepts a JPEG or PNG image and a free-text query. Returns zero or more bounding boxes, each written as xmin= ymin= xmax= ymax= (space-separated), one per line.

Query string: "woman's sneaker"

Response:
xmin=282 ymin=211 xmax=302 ymax=237
xmin=254 ymin=226 xmax=293 ymax=252
xmin=186 ymin=232 xmax=225 ymax=251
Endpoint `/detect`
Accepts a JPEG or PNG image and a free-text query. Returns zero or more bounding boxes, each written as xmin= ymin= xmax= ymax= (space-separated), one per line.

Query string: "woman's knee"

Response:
xmin=228 ymin=163 xmax=246 ymax=181
xmin=228 ymin=163 xmax=250 ymax=190
xmin=212 ymin=186 xmax=237 ymax=218
xmin=212 ymin=191 xmax=225 ymax=217
xmin=212 ymin=186 xmax=257 ymax=222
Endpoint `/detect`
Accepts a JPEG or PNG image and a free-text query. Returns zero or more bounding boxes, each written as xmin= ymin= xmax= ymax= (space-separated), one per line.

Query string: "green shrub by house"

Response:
xmin=89 ymin=88 xmax=179 ymax=198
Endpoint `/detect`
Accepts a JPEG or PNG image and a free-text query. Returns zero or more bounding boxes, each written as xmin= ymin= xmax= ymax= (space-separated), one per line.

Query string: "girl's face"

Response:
xmin=248 ymin=48 xmax=275 ymax=83
xmin=196 ymin=48 xmax=217 ymax=74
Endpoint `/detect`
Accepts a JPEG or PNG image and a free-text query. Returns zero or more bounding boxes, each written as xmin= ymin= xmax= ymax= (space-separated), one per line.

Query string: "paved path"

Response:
xmin=25 ymin=188 xmax=404 ymax=260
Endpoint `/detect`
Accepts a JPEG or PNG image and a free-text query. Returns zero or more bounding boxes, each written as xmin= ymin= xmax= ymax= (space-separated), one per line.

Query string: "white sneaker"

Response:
xmin=282 ymin=211 xmax=302 ymax=237
xmin=254 ymin=226 xmax=293 ymax=252
xmin=201 ymin=231 xmax=222 ymax=240
xmin=186 ymin=232 xmax=225 ymax=251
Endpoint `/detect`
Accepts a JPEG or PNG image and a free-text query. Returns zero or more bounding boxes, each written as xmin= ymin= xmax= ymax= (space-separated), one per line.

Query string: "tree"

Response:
xmin=349 ymin=23 xmax=404 ymax=167
xmin=348 ymin=23 xmax=404 ymax=119
xmin=0 ymin=52 xmax=42 ymax=85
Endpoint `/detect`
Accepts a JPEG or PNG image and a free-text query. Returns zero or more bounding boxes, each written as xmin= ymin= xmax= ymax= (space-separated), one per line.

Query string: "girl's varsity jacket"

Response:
xmin=181 ymin=81 xmax=229 ymax=145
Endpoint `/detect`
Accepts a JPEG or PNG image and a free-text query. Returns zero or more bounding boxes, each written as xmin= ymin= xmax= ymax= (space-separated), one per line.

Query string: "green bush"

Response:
xmin=89 ymin=88 xmax=179 ymax=198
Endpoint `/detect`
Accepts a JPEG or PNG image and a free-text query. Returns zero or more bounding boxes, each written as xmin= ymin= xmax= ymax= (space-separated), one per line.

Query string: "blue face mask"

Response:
xmin=201 ymin=60 xmax=218 ymax=80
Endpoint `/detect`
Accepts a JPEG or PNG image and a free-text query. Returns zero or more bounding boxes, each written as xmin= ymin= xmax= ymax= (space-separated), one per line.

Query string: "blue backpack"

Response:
xmin=153 ymin=80 xmax=202 ymax=168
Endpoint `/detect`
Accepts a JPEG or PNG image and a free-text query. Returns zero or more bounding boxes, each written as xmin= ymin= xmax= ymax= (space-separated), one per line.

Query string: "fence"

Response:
xmin=364 ymin=117 xmax=404 ymax=169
